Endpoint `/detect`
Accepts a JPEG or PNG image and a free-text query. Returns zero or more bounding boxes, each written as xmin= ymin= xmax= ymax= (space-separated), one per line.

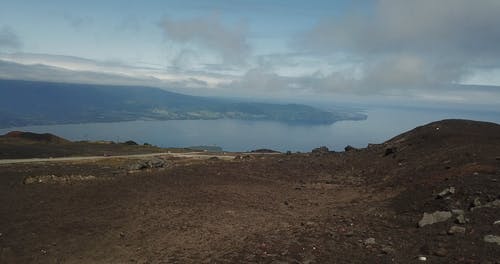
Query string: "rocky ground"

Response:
xmin=0 ymin=119 xmax=499 ymax=263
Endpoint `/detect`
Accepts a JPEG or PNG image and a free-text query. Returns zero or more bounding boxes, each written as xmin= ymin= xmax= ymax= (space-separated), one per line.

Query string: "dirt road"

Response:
xmin=0 ymin=152 xmax=239 ymax=164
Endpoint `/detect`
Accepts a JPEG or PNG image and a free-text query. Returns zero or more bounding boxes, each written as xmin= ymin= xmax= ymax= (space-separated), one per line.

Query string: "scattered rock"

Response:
xmin=433 ymin=248 xmax=448 ymax=257
xmin=344 ymin=231 xmax=354 ymax=237
xmin=480 ymin=199 xmax=500 ymax=208
xmin=418 ymin=211 xmax=452 ymax=227
xmin=447 ymin=226 xmax=466 ymax=235
xmin=128 ymin=161 xmax=148 ymax=171
xmin=381 ymin=245 xmax=395 ymax=255
xmin=384 ymin=147 xmax=397 ymax=156
xmin=451 ymin=209 xmax=464 ymax=215
xmin=305 ymin=221 xmax=316 ymax=227
xmin=147 ymin=157 xmax=166 ymax=168
xmin=128 ymin=157 xmax=166 ymax=171
xmin=436 ymin=187 xmax=456 ymax=199
xmin=455 ymin=214 xmax=467 ymax=224
xmin=344 ymin=145 xmax=357 ymax=152
xmin=438 ymin=230 xmax=448 ymax=236
xmin=484 ymin=235 xmax=500 ymax=245
xmin=23 ymin=174 xmax=97 ymax=184
xmin=417 ymin=256 xmax=427 ymax=261
xmin=364 ymin=237 xmax=376 ymax=245
xmin=471 ymin=199 xmax=500 ymax=210
xmin=470 ymin=197 xmax=482 ymax=209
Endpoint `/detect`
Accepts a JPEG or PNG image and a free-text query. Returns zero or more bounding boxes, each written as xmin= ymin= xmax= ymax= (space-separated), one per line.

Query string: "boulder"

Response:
xmin=147 ymin=157 xmax=166 ymax=168
xmin=128 ymin=157 xmax=166 ymax=171
xmin=433 ymin=248 xmax=448 ymax=257
xmin=381 ymin=245 xmax=395 ymax=255
xmin=128 ymin=161 xmax=148 ymax=171
xmin=471 ymin=199 xmax=500 ymax=211
xmin=447 ymin=226 xmax=466 ymax=235
xmin=436 ymin=187 xmax=456 ymax=199
xmin=364 ymin=237 xmax=376 ymax=245
xmin=451 ymin=209 xmax=464 ymax=215
xmin=312 ymin=146 xmax=330 ymax=155
xmin=481 ymin=199 xmax=500 ymax=208
xmin=455 ymin=214 xmax=467 ymax=224
xmin=471 ymin=197 xmax=482 ymax=208
xmin=344 ymin=145 xmax=357 ymax=152
xmin=484 ymin=235 xmax=500 ymax=245
xmin=418 ymin=211 xmax=452 ymax=227
xmin=384 ymin=147 xmax=397 ymax=156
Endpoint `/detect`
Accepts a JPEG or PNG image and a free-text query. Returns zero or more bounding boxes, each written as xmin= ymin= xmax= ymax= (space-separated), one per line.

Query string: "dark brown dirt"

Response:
xmin=0 ymin=131 xmax=201 ymax=159
xmin=1 ymin=119 xmax=499 ymax=263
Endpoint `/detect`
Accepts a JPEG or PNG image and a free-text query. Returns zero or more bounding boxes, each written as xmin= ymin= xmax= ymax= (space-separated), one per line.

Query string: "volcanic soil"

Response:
xmin=0 ymin=119 xmax=499 ymax=263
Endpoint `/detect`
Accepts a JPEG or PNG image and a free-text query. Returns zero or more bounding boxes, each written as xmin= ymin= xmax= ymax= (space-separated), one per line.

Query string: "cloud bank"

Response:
xmin=160 ymin=14 xmax=250 ymax=65
xmin=298 ymin=0 xmax=500 ymax=90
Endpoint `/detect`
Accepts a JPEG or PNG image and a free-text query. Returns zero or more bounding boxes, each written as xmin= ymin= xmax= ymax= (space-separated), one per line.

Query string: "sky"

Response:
xmin=1 ymin=0 xmax=500 ymax=107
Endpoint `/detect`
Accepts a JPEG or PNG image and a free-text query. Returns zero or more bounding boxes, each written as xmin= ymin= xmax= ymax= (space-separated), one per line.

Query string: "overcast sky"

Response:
xmin=1 ymin=0 xmax=500 ymax=106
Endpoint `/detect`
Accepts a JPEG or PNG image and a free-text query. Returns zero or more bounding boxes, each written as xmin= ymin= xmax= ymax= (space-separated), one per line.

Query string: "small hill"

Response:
xmin=2 ymin=131 xmax=70 ymax=143
xmin=386 ymin=119 xmax=500 ymax=147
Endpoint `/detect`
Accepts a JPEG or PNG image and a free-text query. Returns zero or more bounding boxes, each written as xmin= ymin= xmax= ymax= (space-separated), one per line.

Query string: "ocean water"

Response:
xmin=1 ymin=106 xmax=499 ymax=152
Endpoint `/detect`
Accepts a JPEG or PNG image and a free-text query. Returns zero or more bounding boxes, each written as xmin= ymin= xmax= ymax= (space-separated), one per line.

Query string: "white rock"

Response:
xmin=418 ymin=211 xmax=452 ymax=227
xmin=484 ymin=235 xmax=500 ymax=245
xmin=364 ymin=237 xmax=376 ymax=245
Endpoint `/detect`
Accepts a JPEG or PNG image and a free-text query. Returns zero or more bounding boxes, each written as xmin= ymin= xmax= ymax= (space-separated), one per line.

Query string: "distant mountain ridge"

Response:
xmin=0 ymin=79 xmax=366 ymax=128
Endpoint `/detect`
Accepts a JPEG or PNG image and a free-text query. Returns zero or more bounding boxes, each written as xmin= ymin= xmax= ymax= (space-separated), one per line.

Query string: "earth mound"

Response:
xmin=2 ymin=131 xmax=70 ymax=143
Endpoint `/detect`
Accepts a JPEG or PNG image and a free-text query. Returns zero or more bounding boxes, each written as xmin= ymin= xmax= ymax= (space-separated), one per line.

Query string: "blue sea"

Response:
xmin=1 ymin=106 xmax=499 ymax=152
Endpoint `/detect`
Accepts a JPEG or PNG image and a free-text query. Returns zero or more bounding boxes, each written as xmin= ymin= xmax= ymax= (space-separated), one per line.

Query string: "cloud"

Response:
xmin=1 ymin=52 xmax=499 ymax=105
xmin=299 ymin=0 xmax=500 ymax=89
xmin=0 ymin=53 xmax=234 ymax=93
xmin=221 ymin=66 xmax=500 ymax=106
xmin=160 ymin=14 xmax=250 ymax=65
xmin=0 ymin=26 xmax=22 ymax=50
xmin=223 ymin=67 xmax=354 ymax=98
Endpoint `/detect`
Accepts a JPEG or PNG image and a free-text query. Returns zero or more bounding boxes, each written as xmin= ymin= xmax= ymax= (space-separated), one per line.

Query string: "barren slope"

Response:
xmin=0 ymin=119 xmax=499 ymax=263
